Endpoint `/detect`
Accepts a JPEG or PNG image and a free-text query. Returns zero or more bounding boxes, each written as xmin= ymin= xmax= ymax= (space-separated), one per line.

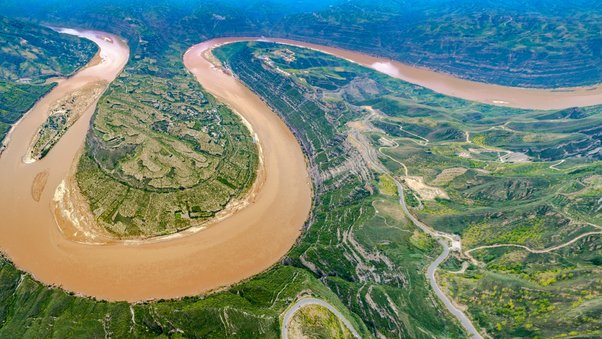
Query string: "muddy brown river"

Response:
xmin=0 ymin=30 xmax=312 ymax=301
xmin=254 ymin=38 xmax=602 ymax=110
xmin=1 ymin=32 xmax=601 ymax=302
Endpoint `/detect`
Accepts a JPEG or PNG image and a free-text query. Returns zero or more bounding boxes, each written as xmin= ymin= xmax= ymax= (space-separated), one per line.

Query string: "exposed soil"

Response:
xmin=2 ymin=33 xmax=601 ymax=303
xmin=30 ymin=170 xmax=48 ymax=202
xmin=0 ymin=31 xmax=312 ymax=302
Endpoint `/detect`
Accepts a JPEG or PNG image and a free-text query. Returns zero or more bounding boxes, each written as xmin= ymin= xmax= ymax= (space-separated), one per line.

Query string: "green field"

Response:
xmin=287 ymin=304 xmax=354 ymax=338
xmin=0 ymin=16 xmax=97 ymax=143
xmin=75 ymin=69 xmax=258 ymax=238
xmin=215 ymin=41 xmax=602 ymax=337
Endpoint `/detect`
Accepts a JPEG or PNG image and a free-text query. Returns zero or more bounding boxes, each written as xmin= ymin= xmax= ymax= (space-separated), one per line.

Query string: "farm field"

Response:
xmin=76 ymin=68 xmax=258 ymax=238
xmin=0 ymin=16 xmax=96 ymax=143
xmin=0 ymin=1 xmax=600 ymax=337
xmin=215 ymin=41 xmax=602 ymax=337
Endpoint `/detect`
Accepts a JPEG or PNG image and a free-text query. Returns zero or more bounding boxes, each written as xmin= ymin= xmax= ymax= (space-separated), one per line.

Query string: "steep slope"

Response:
xmin=0 ymin=16 xmax=97 ymax=142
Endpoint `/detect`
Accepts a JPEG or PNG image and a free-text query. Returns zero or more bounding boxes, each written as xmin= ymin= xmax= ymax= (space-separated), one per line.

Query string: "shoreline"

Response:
xmin=0 ymin=30 xmax=312 ymax=302
xmin=1 ymin=32 xmax=599 ymax=303
xmin=202 ymin=37 xmax=602 ymax=110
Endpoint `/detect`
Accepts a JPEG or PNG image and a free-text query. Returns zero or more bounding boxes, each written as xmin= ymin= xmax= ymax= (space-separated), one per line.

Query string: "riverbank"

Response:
xmin=0 ymin=30 xmax=313 ymax=301
xmin=205 ymin=37 xmax=602 ymax=110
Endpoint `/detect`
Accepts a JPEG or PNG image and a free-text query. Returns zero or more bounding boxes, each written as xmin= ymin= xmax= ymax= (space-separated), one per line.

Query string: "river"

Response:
xmin=0 ymin=31 xmax=312 ymax=301
xmin=210 ymin=37 xmax=602 ymax=110
xmin=1 ymin=32 xmax=600 ymax=305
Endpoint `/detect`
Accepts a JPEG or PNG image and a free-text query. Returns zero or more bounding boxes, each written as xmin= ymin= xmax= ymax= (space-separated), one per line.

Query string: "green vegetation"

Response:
xmin=0 ymin=1 xmax=601 ymax=337
xmin=216 ymin=42 xmax=467 ymax=337
xmin=0 ymin=15 xmax=97 ymax=143
xmin=0 ymin=257 xmax=369 ymax=338
xmin=3 ymin=1 xmax=601 ymax=88
xmin=0 ymin=82 xmax=54 ymax=141
xmin=216 ymin=41 xmax=602 ymax=337
xmin=29 ymin=81 xmax=105 ymax=160
xmin=0 ymin=16 xmax=96 ymax=82
xmin=442 ymin=238 xmax=602 ymax=338
xmin=378 ymin=174 xmax=397 ymax=197
xmin=287 ymin=304 xmax=354 ymax=338
xmin=75 ymin=69 xmax=258 ymax=237
xmin=7 ymin=33 xmax=460 ymax=336
xmin=273 ymin=1 xmax=602 ymax=88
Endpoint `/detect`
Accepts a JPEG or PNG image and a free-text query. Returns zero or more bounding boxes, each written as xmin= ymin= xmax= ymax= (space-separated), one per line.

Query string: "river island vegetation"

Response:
xmin=0 ymin=1 xmax=601 ymax=337
xmin=0 ymin=16 xmax=97 ymax=143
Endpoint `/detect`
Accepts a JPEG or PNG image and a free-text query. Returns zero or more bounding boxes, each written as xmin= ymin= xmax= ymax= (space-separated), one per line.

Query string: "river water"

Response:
xmin=0 ymin=31 xmax=312 ymax=301
xmin=1 ymin=33 xmax=600 ymax=302
xmin=253 ymin=37 xmax=602 ymax=110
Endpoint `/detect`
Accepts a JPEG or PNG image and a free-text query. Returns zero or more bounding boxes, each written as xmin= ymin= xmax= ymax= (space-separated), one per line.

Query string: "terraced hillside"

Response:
xmin=0 ymin=2 xmax=600 ymax=336
xmin=0 ymin=16 xmax=97 ymax=143
xmin=75 ymin=64 xmax=258 ymax=238
xmin=0 ymin=258 xmax=369 ymax=338
xmin=215 ymin=41 xmax=602 ymax=337
xmin=0 ymin=16 xmax=96 ymax=82
xmin=274 ymin=0 xmax=602 ymax=88
xmin=3 ymin=1 xmax=601 ymax=88
xmin=215 ymin=42 xmax=467 ymax=337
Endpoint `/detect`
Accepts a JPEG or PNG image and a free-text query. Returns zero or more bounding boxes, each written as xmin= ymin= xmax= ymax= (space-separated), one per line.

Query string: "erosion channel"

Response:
xmin=1 ymin=34 xmax=601 ymax=309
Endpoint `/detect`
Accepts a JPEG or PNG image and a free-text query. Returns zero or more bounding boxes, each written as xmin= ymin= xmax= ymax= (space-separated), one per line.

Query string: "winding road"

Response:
xmin=0 ymin=27 xmax=600 ymax=330
xmin=395 ymin=181 xmax=482 ymax=339
xmin=281 ymin=297 xmax=361 ymax=339
xmin=346 ymin=110 xmax=481 ymax=336
xmin=466 ymin=231 xmax=602 ymax=264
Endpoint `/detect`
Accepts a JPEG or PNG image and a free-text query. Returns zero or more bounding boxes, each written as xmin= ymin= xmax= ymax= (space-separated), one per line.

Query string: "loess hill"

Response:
xmin=76 ymin=67 xmax=258 ymax=238
xmin=2 ymin=1 xmax=601 ymax=88
xmin=0 ymin=2 xmax=601 ymax=337
xmin=215 ymin=41 xmax=602 ymax=338
xmin=0 ymin=15 xmax=97 ymax=143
